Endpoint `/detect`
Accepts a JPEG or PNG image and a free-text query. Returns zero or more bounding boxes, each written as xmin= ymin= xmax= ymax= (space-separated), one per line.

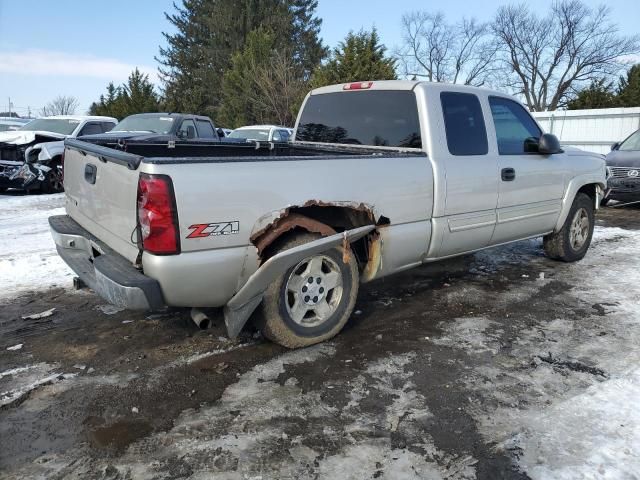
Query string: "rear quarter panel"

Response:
xmin=140 ymin=155 xmax=434 ymax=307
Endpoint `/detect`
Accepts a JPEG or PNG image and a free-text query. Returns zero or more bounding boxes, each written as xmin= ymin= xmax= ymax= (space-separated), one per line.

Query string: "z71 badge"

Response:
xmin=187 ymin=221 xmax=240 ymax=239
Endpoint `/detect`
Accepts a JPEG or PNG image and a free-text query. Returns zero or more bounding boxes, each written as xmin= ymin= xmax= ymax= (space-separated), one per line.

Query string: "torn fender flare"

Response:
xmin=223 ymin=224 xmax=375 ymax=338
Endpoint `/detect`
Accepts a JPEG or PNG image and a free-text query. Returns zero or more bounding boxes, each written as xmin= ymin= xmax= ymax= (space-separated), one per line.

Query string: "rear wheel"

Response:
xmin=257 ymin=233 xmax=359 ymax=348
xmin=543 ymin=193 xmax=594 ymax=262
xmin=41 ymin=161 xmax=63 ymax=194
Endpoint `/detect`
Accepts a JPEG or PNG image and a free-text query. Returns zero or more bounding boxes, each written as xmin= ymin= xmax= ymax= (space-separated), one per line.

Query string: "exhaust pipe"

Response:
xmin=190 ymin=308 xmax=211 ymax=330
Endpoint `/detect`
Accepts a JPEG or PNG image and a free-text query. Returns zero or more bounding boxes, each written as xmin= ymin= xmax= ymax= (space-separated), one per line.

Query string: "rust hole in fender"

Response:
xmin=250 ymin=201 xmax=389 ymax=280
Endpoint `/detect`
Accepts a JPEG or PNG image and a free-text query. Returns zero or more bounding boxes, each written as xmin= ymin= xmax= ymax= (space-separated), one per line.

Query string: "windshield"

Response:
xmin=113 ymin=116 xmax=175 ymax=134
xmin=18 ymin=118 xmax=80 ymax=135
xmin=229 ymin=128 xmax=271 ymax=141
xmin=619 ymin=130 xmax=640 ymax=151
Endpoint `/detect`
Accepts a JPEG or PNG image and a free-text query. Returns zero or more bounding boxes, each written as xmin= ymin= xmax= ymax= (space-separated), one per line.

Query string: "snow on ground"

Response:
xmin=449 ymin=225 xmax=640 ymax=479
xmin=0 ymin=193 xmax=74 ymax=302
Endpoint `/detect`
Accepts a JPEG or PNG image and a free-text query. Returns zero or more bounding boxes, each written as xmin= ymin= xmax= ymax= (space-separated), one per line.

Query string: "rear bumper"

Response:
xmin=49 ymin=215 xmax=165 ymax=310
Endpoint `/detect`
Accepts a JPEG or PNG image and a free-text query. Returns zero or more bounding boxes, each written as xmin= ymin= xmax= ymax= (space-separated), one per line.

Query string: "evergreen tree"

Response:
xmin=310 ymin=29 xmax=397 ymax=88
xmin=617 ymin=64 xmax=640 ymax=107
xmin=157 ymin=0 xmax=326 ymax=118
xmin=89 ymin=69 xmax=160 ymax=119
xmin=567 ymin=79 xmax=618 ymax=110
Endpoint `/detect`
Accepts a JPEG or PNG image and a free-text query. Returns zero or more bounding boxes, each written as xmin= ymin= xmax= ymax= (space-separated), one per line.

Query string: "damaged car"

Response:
xmin=0 ymin=115 xmax=117 ymax=193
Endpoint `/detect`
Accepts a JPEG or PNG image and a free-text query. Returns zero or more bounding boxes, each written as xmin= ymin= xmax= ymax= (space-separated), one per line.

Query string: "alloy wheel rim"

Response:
xmin=284 ymin=254 xmax=343 ymax=328
xmin=569 ymin=207 xmax=589 ymax=250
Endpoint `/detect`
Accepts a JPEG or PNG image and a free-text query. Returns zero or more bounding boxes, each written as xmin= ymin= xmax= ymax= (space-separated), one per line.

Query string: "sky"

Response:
xmin=0 ymin=0 xmax=638 ymax=116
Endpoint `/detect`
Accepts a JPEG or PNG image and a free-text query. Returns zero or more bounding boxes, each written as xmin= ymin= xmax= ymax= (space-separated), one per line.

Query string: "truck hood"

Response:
xmin=605 ymin=150 xmax=640 ymax=168
xmin=0 ymin=130 xmax=66 ymax=146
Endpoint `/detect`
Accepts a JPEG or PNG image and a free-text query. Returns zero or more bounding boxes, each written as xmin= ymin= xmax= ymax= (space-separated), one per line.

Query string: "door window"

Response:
xmin=78 ymin=122 xmax=102 ymax=136
xmin=196 ymin=120 xmax=216 ymax=138
xmin=440 ymin=92 xmax=488 ymax=156
xmin=489 ymin=97 xmax=542 ymax=155
xmin=178 ymin=119 xmax=198 ymax=139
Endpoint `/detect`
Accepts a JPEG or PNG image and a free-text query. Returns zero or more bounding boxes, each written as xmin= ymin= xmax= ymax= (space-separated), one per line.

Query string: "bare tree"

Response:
xmin=40 ymin=96 xmax=79 ymax=117
xmin=246 ymin=51 xmax=306 ymax=126
xmin=493 ymin=0 xmax=640 ymax=111
xmin=396 ymin=12 xmax=498 ymax=86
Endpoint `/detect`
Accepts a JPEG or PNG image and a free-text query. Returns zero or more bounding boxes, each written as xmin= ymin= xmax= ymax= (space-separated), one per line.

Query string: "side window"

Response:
xmin=489 ymin=97 xmax=542 ymax=155
xmin=78 ymin=122 xmax=102 ymax=136
xmin=272 ymin=129 xmax=282 ymax=142
xmin=101 ymin=122 xmax=116 ymax=133
xmin=178 ymin=119 xmax=198 ymax=139
xmin=196 ymin=120 xmax=216 ymax=138
xmin=440 ymin=92 xmax=488 ymax=156
xmin=279 ymin=129 xmax=290 ymax=142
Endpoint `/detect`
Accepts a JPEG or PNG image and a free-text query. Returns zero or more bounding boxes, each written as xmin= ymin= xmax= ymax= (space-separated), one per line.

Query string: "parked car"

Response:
xmin=0 ymin=117 xmax=32 ymax=132
xmin=602 ymin=128 xmax=640 ymax=205
xmin=228 ymin=125 xmax=292 ymax=142
xmin=79 ymin=113 xmax=224 ymax=144
xmin=50 ymin=80 xmax=605 ymax=348
xmin=0 ymin=115 xmax=117 ymax=193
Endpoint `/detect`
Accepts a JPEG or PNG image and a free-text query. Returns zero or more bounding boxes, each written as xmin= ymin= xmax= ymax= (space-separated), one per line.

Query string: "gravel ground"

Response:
xmin=1 ymin=192 xmax=639 ymax=480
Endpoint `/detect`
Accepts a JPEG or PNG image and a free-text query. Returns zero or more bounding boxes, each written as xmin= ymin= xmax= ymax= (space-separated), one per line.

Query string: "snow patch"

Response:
xmin=0 ymin=193 xmax=74 ymax=301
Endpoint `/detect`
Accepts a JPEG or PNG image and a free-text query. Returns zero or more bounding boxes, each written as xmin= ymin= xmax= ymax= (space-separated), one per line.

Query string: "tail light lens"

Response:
xmin=137 ymin=173 xmax=180 ymax=255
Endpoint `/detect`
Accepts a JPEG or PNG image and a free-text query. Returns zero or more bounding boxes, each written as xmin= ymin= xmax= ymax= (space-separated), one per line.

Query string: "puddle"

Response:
xmin=88 ymin=419 xmax=152 ymax=452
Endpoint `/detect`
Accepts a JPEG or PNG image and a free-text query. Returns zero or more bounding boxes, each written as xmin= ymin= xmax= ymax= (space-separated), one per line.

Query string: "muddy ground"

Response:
xmin=1 ymin=203 xmax=639 ymax=479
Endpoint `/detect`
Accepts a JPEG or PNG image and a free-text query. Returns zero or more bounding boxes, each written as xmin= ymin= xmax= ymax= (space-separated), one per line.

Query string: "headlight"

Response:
xmin=605 ymin=166 xmax=612 ymax=179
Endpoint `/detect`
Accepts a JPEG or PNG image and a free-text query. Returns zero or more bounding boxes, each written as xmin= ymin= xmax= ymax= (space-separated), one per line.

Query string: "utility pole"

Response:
xmin=8 ymin=97 xmax=11 ymax=117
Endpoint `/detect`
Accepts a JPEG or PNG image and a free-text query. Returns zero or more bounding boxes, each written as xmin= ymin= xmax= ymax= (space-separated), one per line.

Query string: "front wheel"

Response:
xmin=543 ymin=193 xmax=595 ymax=262
xmin=257 ymin=233 xmax=359 ymax=348
xmin=41 ymin=161 xmax=64 ymax=194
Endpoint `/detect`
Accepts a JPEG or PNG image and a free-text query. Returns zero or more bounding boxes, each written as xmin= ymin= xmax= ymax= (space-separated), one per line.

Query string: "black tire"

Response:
xmin=543 ymin=193 xmax=595 ymax=262
xmin=41 ymin=160 xmax=64 ymax=194
xmin=257 ymin=233 xmax=359 ymax=348
xmin=600 ymin=197 xmax=610 ymax=207
xmin=0 ymin=187 xmax=6 ymax=194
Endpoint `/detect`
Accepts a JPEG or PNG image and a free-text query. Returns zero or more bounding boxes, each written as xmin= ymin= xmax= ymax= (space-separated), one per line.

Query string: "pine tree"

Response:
xmin=89 ymin=70 xmax=160 ymax=119
xmin=310 ymin=29 xmax=397 ymax=88
xmin=567 ymin=79 xmax=618 ymax=110
xmin=157 ymin=0 xmax=326 ymax=118
xmin=617 ymin=64 xmax=640 ymax=107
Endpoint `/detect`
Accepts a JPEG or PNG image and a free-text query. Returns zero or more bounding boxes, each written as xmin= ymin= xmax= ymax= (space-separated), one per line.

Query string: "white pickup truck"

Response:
xmin=50 ymin=81 xmax=606 ymax=348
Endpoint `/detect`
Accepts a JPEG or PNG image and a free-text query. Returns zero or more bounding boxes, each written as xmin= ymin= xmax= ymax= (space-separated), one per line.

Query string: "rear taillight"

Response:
xmin=137 ymin=173 xmax=180 ymax=255
xmin=343 ymin=81 xmax=373 ymax=90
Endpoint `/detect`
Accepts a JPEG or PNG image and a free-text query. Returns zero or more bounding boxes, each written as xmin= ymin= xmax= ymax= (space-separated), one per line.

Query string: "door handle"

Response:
xmin=501 ymin=168 xmax=516 ymax=181
xmin=84 ymin=163 xmax=97 ymax=184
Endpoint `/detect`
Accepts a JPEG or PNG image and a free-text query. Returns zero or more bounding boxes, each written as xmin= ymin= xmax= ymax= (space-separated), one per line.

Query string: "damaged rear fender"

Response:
xmin=224 ymin=225 xmax=375 ymax=338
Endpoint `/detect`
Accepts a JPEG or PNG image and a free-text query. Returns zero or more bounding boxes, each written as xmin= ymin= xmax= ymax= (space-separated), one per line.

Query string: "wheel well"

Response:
xmin=252 ymin=203 xmax=389 ymax=273
xmin=577 ymin=184 xmax=597 ymax=201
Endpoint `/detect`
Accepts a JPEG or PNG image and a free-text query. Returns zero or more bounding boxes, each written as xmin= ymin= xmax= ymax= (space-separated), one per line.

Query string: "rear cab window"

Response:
xmin=440 ymin=92 xmax=488 ymax=156
xmin=296 ymin=90 xmax=422 ymax=148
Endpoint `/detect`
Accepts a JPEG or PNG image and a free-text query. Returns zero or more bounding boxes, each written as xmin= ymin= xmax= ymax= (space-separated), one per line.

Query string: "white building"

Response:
xmin=532 ymin=107 xmax=640 ymax=154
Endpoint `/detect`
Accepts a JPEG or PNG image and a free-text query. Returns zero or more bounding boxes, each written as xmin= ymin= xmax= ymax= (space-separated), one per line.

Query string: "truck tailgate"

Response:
xmin=63 ymin=139 xmax=142 ymax=263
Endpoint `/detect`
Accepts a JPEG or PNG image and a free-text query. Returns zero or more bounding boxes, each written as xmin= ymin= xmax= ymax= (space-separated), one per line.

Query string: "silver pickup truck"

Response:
xmin=50 ymin=81 xmax=606 ymax=348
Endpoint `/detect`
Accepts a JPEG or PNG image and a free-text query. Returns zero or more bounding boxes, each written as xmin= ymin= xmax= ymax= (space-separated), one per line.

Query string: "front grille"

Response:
xmin=609 ymin=166 xmax=640 ymax=179
xmin=0 ymin=145 xmax=21 ymax=162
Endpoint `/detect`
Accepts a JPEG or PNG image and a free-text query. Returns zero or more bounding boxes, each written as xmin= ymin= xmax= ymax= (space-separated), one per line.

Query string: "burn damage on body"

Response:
xmin=250 ymin=200 xmax=390 ymax=281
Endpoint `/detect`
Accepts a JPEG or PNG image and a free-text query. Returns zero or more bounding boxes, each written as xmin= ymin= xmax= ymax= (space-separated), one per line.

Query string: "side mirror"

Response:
xmin=611 ymin=142 xmax=620 ymax=151
xmin=538 ymin=133 xmax=562 ymax=155
xmin=216 ymin=128 xmax=225 ymax=137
